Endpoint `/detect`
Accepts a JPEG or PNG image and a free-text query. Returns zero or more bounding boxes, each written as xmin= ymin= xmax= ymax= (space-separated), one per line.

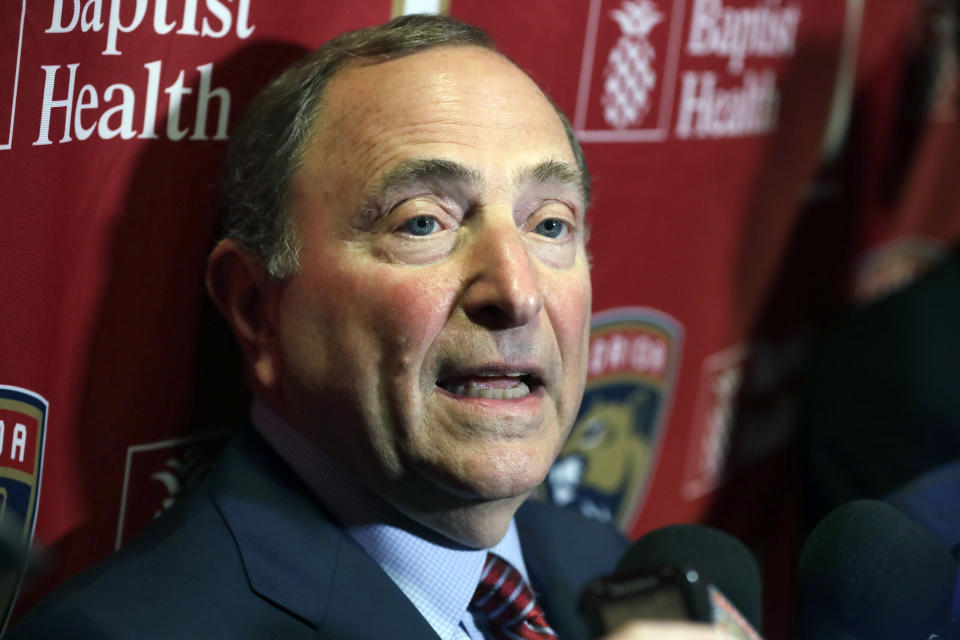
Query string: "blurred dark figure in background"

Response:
xmin=800 ymin=0 xmax=960 ymax=555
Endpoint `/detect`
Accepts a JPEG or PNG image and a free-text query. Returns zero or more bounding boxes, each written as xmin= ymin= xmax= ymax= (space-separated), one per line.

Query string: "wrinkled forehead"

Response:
xmin=319 ymin=45 xmax=560 ymax=128
xmin=302 ymin=46 xmax=578 ymax=192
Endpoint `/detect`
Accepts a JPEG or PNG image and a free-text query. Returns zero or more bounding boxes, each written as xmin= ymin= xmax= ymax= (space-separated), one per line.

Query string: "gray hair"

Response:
xmin=219 ymin=14 xmax=590 ymax=280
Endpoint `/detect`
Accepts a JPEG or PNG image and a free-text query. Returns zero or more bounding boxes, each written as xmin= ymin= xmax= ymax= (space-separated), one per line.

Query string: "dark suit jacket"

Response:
xmin=9 ymin=428 xmax=626 ymax=638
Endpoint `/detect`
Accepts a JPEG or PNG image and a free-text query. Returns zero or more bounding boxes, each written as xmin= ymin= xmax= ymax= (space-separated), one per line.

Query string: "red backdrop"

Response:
xmin=2 ymin=1 xmax=958 ymax=636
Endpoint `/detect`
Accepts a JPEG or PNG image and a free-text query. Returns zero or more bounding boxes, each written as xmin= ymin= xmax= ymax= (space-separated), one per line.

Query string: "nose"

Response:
xmin=461 ymin=221 xmax=544 ymax=329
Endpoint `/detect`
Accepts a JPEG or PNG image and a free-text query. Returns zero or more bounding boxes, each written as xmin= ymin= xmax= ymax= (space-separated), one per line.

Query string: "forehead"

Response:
xmin=299 ymin=46 xmax=576 ymax=199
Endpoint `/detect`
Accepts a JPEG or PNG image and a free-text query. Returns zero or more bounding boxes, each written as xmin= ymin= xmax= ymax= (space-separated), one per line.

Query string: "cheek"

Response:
xmin=311 ymin=260 xmax=458 ymax=371
xmin=373 ymin=276 xmax=453 ymax=371
xmin=546 ymin=271 xmax=592 ymax=370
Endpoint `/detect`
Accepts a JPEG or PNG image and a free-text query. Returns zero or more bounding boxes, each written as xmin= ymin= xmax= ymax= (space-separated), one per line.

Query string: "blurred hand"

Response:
xmin=601 ymin=620 xmax=723 ymax=639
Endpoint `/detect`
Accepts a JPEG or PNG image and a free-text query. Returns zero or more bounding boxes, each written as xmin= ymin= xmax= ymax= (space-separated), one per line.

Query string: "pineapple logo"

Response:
xmin=602 ymin=0 xmax=665 ymax=129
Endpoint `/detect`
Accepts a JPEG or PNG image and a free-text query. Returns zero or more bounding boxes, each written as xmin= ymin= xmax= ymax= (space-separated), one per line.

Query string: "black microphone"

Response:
xmin=580 ymin=524 xmax=763 ymax=638
xmin=799 ymin=499 xmax=959 ymax=640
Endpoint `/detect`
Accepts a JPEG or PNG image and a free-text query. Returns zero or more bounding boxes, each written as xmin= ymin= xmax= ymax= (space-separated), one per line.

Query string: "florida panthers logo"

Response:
xmin=541 ymin=308 xmax=682 ymax=531
xmin=0 ymin=385 xmax=47 ymax=630
xmin=602 ymin=0 xmax=665 ymax=129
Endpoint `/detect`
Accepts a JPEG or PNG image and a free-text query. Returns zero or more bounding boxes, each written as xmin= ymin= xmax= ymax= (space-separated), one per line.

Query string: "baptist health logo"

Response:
xmin=2 ymin=0 xmax=254 ymax=151
xmin=575 ymin=0 xmax=801 ymax=142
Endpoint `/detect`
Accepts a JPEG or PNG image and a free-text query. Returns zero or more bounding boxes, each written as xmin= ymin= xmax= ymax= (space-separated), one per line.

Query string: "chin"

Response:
xmin=455 ymin=448 xmax=555 ymax=502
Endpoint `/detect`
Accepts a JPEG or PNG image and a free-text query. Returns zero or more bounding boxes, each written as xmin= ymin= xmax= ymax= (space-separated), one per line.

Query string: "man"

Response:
xmin=10 ymin=15 xmax=722 ymax=639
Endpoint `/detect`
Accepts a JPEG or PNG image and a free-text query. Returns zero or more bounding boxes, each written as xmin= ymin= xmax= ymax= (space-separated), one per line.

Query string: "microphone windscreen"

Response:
xmin=799 ymin=499 xmax=958 ymax=640
xmin=617 ymin=524 xmax=763 ymax=630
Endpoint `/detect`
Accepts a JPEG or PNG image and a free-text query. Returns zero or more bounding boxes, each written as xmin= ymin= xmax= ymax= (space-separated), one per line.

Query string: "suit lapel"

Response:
xmin=521 ymin=548 xmax=591 ymax=640
xmin=209 ymin=428 xmax=439 ymax=638
xmin=517 ymin=502 xmax=598 ymax=640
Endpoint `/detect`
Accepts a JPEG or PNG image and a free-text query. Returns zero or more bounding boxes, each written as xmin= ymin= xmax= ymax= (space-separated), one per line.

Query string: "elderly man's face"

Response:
xmin=273 ymin=46 xmax=591 ymax=526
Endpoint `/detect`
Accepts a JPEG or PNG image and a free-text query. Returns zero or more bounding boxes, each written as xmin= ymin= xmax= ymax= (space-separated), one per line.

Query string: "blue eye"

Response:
xmin=403 ymin=216 xmax=438 ymax=236
xmin=534 ymin=218 xmax=567 ymax=238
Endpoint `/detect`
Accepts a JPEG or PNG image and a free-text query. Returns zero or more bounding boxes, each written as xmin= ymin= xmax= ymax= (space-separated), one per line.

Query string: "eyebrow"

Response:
xmin=368 ymin=158 xmax=482 ymax=202
xmin=513 ymin=159 xmax=587 ymax=204
xmin=355 ymin=158 xmax=480 ymax=228
xmin=356 ymin=157 xmax=588 ymax=227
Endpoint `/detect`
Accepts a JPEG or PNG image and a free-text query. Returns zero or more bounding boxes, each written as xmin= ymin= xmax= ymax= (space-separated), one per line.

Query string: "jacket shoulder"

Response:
xmin=6 ymin=489 xmax=313 ymax=639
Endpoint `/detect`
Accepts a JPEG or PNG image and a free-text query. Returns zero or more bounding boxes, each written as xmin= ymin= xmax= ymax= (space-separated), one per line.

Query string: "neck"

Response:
xmin=389 ymin=493 xmax=529 ymax=549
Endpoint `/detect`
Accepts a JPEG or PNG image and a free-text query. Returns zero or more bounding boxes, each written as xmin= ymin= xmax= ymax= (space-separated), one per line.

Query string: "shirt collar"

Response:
xmin=250 ymin=399 xmax=530 ymax=640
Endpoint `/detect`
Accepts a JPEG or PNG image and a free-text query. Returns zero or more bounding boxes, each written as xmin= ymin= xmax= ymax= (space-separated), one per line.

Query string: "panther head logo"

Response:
xmin=547 ymin=390 xmax=651 ymax=523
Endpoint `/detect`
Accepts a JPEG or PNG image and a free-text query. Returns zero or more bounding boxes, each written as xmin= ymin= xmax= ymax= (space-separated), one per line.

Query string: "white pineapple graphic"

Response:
xmin=602 ymin=0 xmax=665 ymax=129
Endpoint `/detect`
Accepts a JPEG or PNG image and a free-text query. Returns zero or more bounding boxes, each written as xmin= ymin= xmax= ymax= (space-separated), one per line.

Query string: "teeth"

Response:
xmin=476 ymin=372 xmax=525 ymax=377
xmin=449 ymin=380 xmax=531 ymax=399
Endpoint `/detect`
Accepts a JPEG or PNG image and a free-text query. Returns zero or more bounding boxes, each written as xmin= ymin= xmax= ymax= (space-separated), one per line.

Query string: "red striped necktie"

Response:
xmin=470 ymin=552 xmax=558 ymax=640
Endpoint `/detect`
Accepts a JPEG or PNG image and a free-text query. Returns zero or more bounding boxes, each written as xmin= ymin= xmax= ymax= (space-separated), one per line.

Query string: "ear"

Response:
xmin=205 ymin=239 xmax=282 ymax=392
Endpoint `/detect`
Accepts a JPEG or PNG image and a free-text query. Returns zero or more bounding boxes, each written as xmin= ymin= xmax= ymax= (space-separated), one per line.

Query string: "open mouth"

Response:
xmin=436 ymin=371 xmax=543 ymax=400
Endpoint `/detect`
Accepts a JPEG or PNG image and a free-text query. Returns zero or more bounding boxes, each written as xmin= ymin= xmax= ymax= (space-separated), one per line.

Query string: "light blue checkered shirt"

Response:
xmin=251 ymin=399 xmax=532 ymax=640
